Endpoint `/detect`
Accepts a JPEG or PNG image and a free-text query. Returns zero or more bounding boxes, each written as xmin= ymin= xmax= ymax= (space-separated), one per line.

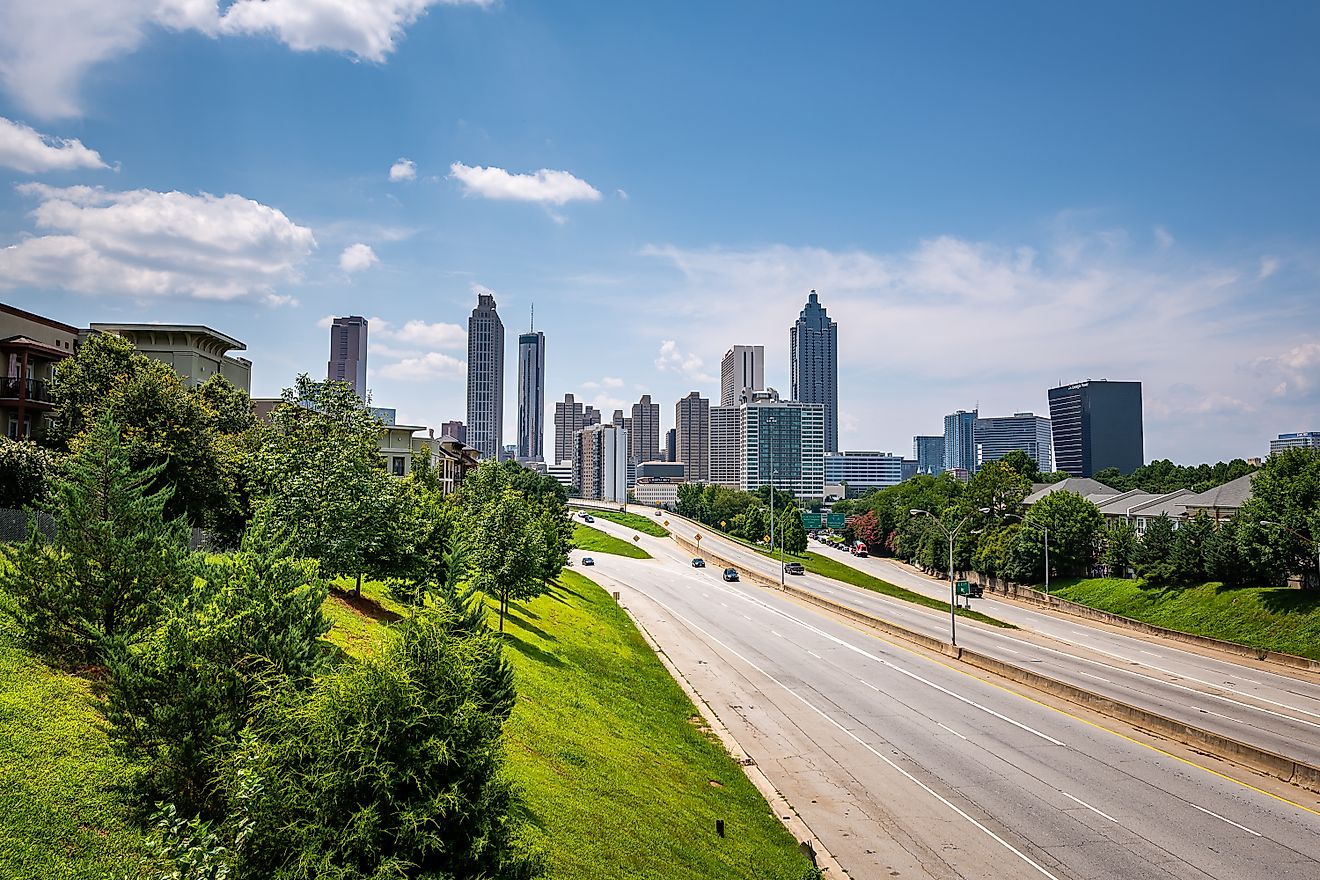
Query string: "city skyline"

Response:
xmin=2 ymin=5 xmax=1318 ymax=463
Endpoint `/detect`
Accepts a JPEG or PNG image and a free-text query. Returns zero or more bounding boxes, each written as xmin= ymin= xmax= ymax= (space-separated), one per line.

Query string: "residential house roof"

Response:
xmin=1182 ymin=472 xmax=1258 ymax=513
xmin=1025 ymin=477 xmax=1118 ymax=505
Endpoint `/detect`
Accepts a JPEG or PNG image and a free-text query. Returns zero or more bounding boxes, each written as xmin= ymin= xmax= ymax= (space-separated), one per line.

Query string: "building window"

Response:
xmin=392 ymin=456 xmax=406 ymax=477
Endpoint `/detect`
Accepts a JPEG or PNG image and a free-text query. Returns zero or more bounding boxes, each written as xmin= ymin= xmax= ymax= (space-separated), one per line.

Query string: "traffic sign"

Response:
xmin=955 ymin=580 xmax=971 ymax=596
xmin=800 ymin=512 xmax=823 ymax=528
xmin=826 ymin=512 xmax=847 ymax=529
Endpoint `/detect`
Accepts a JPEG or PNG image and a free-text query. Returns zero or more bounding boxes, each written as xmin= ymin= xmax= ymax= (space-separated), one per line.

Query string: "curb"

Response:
xmin=604 ymin=576 xmax=846 ymax=878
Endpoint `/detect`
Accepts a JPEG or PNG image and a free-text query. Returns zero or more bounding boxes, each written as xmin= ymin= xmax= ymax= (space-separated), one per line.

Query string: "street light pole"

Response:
xmin=910 ymin=507 xmax=990 ymax=646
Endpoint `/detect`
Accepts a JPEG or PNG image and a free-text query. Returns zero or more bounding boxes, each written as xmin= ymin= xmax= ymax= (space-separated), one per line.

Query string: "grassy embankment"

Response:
xmin=1050 ymin=578 xmax=1320 ymax=661
xmin=1 ymin=568 xmax=812 ymax=879
xmin=0 ymin=614 xmax=147 ymax=879
xmin=574 ymin=523 xmax=652 ymax=559
xmin=584 ymin=509 xmax=671 ymax=537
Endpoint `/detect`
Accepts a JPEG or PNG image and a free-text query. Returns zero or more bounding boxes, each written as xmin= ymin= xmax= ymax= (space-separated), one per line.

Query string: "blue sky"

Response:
xmin=2 ymin=1 xmax=1318 ymax=463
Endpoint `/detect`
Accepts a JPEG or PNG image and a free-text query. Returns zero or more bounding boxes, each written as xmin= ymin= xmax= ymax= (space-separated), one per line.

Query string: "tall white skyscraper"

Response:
xmin=720 ymin=344 xmax=765 ymax=406
xmin=466 ymin=292 xmax=504 ymax=460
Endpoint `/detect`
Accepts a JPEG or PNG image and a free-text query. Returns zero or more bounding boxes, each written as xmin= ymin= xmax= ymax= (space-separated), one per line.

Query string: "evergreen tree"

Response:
xmin=470 ymin=488 xmax=548 ymax=632
xmin=1102 ymin=521 xmax=1137 ymax=578
xmin=1134 ymin=514 xmax=1177 ymax=587
xmin=1169 ymin=512 xmax=1213 ymax=585
xmin=777 ymin=505 xmax=808 ymax=554
xmin=0 ymin=411 xmax=191 ymax=662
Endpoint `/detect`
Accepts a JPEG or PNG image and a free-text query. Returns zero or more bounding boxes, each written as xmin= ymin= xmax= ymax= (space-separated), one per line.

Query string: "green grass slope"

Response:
xmin=501 ymin=571 xmax=813 ymax=880
xmin=586 ymin=510 xmax=671 ymax=537
xmin=574 ymin=523 xmax=652 ymax=559
xmin=0 ymin=617 xmax=146 ymax=880
xmin=1051 ymin=578 xmax=1320 ymax=661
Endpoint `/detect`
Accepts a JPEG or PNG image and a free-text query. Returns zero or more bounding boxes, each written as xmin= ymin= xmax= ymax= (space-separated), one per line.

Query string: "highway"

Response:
xmin=616 ymin=507 xmax=1320 ymax=770
xmin=572 ymin=516 xmax=1320 ymax=879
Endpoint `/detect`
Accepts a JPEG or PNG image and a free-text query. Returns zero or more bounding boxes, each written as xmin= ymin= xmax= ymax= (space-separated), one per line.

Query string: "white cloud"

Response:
xmin=0 ymin=0 xmax=493 ymax=119
xmin=373 ymin=317 xmax=466 ymax=350
xmin=640 ymin=228 xmax=1320 ymax=462
xmin=615 ymin=188 xmax=629 ymax=200
xmin=0 ymin=115 xmax=109 ymax=172
xmin=1154 ymin=225 xmax=1175 ymax=250
xmin=338 ymin=242 xmax=378 ymax=273
xmin=581 ymin=376 xmax=624 ymax=390
xmin=449 ymin=162 xmax=602 ymax=205
xmin=1259 ymin=255 xmax=1280 ymax=279
xmin=654 ymin=340 xmax=714 ymax=383
xmin=388 ymin=157 xmax=416 ymax=181
xmin=376 ymin=351 xmax=466 ymax=382
xmin=0 ymin=182 xmax=315 ymax=301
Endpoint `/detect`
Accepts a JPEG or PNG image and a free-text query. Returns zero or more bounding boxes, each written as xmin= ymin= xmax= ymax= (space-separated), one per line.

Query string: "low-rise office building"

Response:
xmin=87 ymin=322 xmax=252 ymax=392
xmin=824 ymin=451 xmax=906 ymax=497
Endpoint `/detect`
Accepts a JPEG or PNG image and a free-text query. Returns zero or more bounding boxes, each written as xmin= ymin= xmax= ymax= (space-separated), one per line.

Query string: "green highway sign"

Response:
xmin=955 ymin=580 xmax=971 ymax=596
xmin=800 ymin=512 xmax=824 ymax=528
xmin=826 ymin=512 xmax=847 ymax=528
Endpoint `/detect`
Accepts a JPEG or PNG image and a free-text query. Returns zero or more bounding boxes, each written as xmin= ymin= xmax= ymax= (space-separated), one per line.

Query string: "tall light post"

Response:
xmin=910 ymin=507 xmax=990 ymax=646
xmin=1260 ymin=520 xmax=1320 ymax=589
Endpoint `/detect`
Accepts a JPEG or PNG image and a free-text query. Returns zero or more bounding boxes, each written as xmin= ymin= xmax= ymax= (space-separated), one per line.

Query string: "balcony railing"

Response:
xmin=0 ymin=377 xmax=52 ymax=403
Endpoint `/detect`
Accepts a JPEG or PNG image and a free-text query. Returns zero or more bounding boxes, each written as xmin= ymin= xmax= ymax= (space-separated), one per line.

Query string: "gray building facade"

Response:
xmin=630 ymin=394 xmax=661 ymax=464
xmin=789 ymin=290 xmax=839 ymax=452
xmin=1047 ymin=380 xmax=1143 ymax=477
xmin=466 ymin=293 xmax=504 ymax=460
xmin=975 ymin=412 xmax=1053 ymax=473
xmin=675 ymin=391 xmax=710 ymax=482
xmin=944 ymin=409 xmax=978 ymax=474
xmin=327 ymin=315 xmax=368 ymax=399
xmin=914 ymin=435 xmax=945 ymax=475
xmin=516 ymin=329 xmax=545 ymax=460
xmin=720 ymin=344 xmax=765 ymax=406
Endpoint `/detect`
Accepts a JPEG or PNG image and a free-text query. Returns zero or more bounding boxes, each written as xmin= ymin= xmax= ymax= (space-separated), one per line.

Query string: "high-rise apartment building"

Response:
xmin=1270 ymin=432 xmax=1320 ymax=456
xmin=664 ymin=428 xmax=677 ymax=462
xmin=554 ymin=393 xmax=587 ymax=465
xmin=516 ymin=327 xmax=545 ymax=460
xmin=327 ymin=315 xmax=368 ymax=398
xmin=708 ymin=405 xmax=741 ymax=487
xmin=976 ymin=412 xmax=1053 ymax=473
xmin=440 ymin=420 xmax=466 ymax=443
xmin=825 ymin=451 xmax=906 ymax=497
xmin=675 ymin=391 xmax=710 ymax=481
xmin=914 ymin=435 xmax=945 ymax=475
xmin=740 ymin=390 xmax=825 ymax=500
xmin=790 ymin=290 xmax=839 ymax=452
xmin=720 ymin=345 xmax=765 ymax=406
xmin=584 ymin=406 xmax=601 ymax=427
xmin=629 ymin=394 xmax=661 ymax=465
xmin=575 ymin=423 xmax=629 ymax=502
xmin=944 ymin=410 xmax=978 ymax=474
xmin=1048 ymin=380 xmax=1143 ymax=477
xmin=466 ymin=292 xmax=504 ymax=460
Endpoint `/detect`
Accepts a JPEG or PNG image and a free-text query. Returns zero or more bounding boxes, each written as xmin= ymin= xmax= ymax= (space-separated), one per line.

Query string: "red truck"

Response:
xmin=850 ymin=541 xmax=868 ymax=557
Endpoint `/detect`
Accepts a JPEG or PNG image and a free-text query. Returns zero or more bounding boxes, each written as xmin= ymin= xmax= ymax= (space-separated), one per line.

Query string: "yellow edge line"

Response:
xmin=777 ymin=589 xmax=1320 ymax=819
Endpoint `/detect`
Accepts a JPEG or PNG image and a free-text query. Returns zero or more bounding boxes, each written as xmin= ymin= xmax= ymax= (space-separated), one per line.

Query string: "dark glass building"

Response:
xmin=466 ymin=293 xmax=504 ymax=460
xmin=790 ymin=290 xmax=839 ymax=452
xmin=1047 ymin=380 xmax=1143 ymax=476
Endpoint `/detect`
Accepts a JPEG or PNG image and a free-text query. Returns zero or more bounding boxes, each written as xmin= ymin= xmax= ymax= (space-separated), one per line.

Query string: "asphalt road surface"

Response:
xmin=572 ymin=512 xmax=1320 ymax=880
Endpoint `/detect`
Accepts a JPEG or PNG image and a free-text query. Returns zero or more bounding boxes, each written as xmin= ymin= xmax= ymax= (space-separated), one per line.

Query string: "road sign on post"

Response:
xmin=826 ymin=512 xmax=847 ymax=529
xmin=800 ymin=512 xmax=823 ymax=528
xmin=955 ymin=579 xmax=971 ymax=597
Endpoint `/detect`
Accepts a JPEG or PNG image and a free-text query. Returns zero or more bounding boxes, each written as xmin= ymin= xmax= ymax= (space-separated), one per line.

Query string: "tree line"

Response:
xmin=675 ymin=483 xmax=809 ymax=554
xmin=0 ymin=334 xmax=572 ymax=879
xmin=832 ymin=449 xmax=1320 ymax=591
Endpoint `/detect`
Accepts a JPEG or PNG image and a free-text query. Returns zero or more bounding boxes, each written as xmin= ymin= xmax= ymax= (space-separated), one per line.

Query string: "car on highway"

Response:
xmin=783 ymin=561 xmax=805 ymax=575
xmin=581 ymin=556 xmax=594 ymax=566
xmin=583 ymin=515 xmax=594 ymax=523
xmin=722 ymin=568 xmax=739 ymax=582
xmin=654 ymin=509 xmax=663 ymax=516
xmin=691 ymin=558 xmax=706 ymax=568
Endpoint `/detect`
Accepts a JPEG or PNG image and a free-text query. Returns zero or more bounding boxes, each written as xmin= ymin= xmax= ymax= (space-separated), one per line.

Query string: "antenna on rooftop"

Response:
xmin=530 ymin=302 xmax=535 ymax=332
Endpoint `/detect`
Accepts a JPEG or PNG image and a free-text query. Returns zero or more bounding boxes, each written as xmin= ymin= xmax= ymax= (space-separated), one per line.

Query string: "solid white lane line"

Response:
xmin=1188 ymin=802 xmax=1261 ymax=837
xmin=937 ymin=722 xmax=968 ymax=741
xmin=1059 ymin=791 xmax=1118 ymax=823
xmin=721 ymin=586 xmax=1067 ymax=746
xmin=859 ymin=679 xmax=880 ymax=691
xmin=652 ymin=597 xmax=1063 ymax=880
xmin=1077 ymin=671 xmax=1112 ymax=683
xmin=808 ymin=650 xmax=822 ymax=659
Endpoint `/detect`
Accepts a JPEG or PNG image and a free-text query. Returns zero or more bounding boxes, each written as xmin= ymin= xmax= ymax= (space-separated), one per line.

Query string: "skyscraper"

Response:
xmin=720 ymin=345 xmax=765 ymax=406
xmin=708 ymin=405 xmax=741 ymax=487
xmin=327 ymin=315 xmax=368 ymax=398
xmin=516 ymin=316 xmax=545 ymax=460
xmin=975 ymin=412 xmax=1053 ymax=473
xmin=664 ymin=428 xmax=677 ymax=463
xmin=630 ymin=394 xmax=661 ymax=464
xmin=739 ymin=390 xmax=826 ymax=500
xmin=790 ymin=290 xmax=839 ymax=452
xmin=914 ymin=435 xmax=945 ymax=475
xmin=466 ymin=292 xmax=504 ymax=460
xmin=675 ymin=391 xmax=710 ymax=481
xmin=575 ymin=423 xmax=629 ymax=502
xmin=944 ymin=409 xmax=978 ymax=474
xmin=554 ymin=393 xmax=586 ymax=465
xmin=1047 ymin=380 xmax=1143 ymax=477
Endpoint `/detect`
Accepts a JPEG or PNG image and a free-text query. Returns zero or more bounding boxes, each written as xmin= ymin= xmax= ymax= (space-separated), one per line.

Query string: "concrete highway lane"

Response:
xmin=625 ymin=510 xmax=1320 ymax=769
xmin=570 ymin=537 xmax=1320 ymax=880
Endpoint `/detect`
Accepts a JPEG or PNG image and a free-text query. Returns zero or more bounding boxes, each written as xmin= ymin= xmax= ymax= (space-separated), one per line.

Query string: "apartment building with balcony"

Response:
xmin=1 ymin=303 xmax=79 ymax=440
